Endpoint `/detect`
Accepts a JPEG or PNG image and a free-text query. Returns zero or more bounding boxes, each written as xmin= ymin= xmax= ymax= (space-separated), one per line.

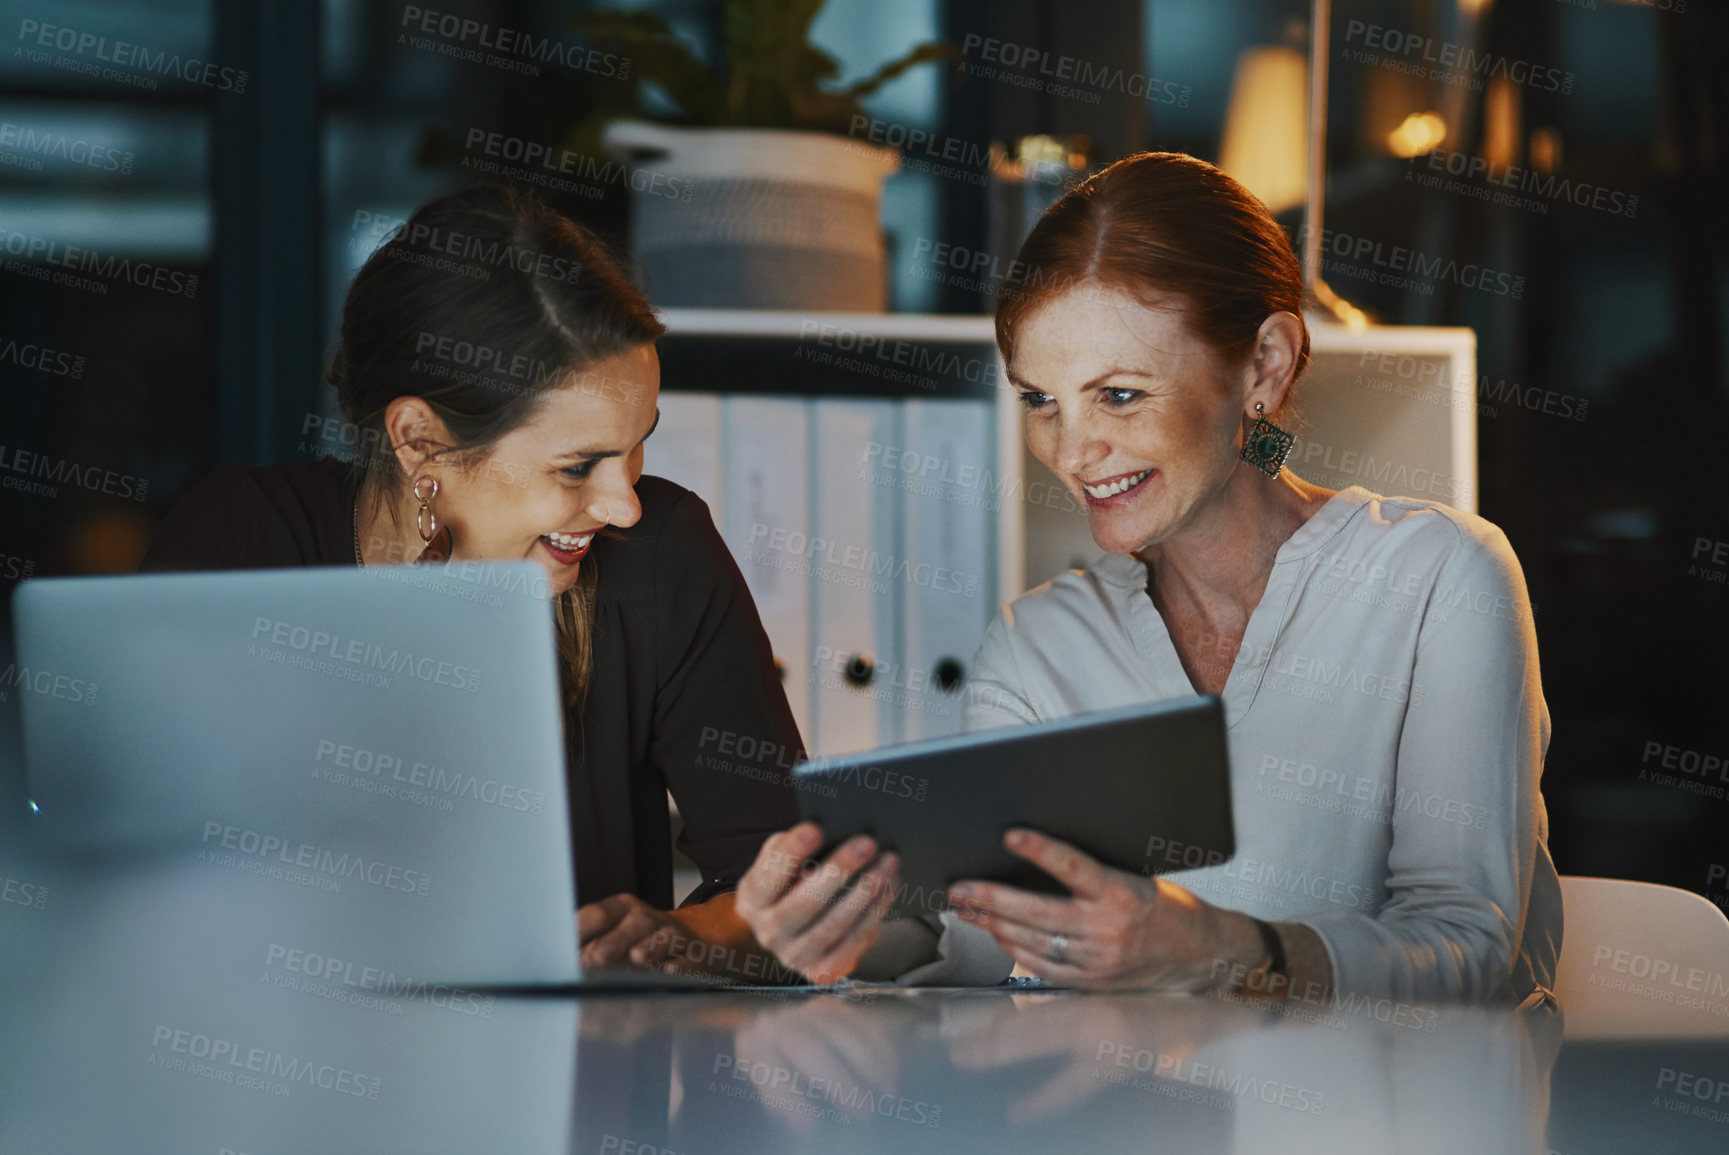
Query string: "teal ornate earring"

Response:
xmin=1240 ymin=402 xmax=1294 ymax=477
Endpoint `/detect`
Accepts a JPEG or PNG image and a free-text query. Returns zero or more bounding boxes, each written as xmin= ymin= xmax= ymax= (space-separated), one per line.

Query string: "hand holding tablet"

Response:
xmin=735 ymin=822 xmax=902 ymax=984
xmin=948 ymin=826 xmax=1254 ymax=989
xmin=739 ymin=697 xmax=1238 ymax=985
xmin=793 ymin=696 xmax=1235 ymax=916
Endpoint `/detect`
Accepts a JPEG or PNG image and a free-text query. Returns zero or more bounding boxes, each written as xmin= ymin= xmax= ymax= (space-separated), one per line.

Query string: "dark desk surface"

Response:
xmin=5 ymin=851 xmax=1727 ymax=1155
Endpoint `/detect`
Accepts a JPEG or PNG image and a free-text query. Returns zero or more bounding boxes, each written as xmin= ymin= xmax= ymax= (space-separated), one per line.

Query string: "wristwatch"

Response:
xmin=1244 ymin=918 xmax=1289 ymax=997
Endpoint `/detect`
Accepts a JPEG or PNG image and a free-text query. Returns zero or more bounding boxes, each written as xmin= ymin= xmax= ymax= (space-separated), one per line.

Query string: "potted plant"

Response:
xmin=571 ymin=0 xmax=953 ymax=310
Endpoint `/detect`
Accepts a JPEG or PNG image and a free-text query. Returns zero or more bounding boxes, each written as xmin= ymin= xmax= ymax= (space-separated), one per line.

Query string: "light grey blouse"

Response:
xmin=900 ymin=484 xmax=1562 ymax=1005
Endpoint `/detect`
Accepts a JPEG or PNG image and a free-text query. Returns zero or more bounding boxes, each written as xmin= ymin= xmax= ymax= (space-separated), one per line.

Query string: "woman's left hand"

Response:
xmin=578 ymin=893 xmax=707 ymax=971
xmin=578 ymin=892 xmax=789 ymax=981
xmin=947 ymin=828 xmax=1255 ymax=991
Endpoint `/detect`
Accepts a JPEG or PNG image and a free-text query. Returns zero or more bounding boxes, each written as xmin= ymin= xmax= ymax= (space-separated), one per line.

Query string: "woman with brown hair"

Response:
xmin=739 ymin=152 xmax=1561 ymax=1006
xmin=139 ymin=184 xmax=801 ymax=977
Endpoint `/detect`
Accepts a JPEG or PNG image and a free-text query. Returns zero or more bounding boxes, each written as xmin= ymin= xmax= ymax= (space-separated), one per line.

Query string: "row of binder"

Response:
xmin=650 ymin=393 xmax=1001 ymax=757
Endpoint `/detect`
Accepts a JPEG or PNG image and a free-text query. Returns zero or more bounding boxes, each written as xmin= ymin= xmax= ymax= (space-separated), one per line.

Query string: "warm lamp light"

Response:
xmin=1387 ymin=111 xmax=1447 ymax=158
xmin=1530 ymin=126 xmax=1561 ymax=175
xmin=1219 ymin=44 xmax=1310 ymax=215
xmin=1482 ymin=76 xmax=1520 ymax=167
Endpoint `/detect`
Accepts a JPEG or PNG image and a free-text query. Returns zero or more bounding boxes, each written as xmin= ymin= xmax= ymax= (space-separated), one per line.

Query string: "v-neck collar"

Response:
xmin=1091 ymin=486 xmax=1376 ymax=725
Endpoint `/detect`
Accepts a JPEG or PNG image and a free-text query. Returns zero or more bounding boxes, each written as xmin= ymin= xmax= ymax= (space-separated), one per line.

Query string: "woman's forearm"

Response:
xmin=1205 ymin=908 xmax=1335 ymax=1001
xmin=666 ymin=892 xmax=807 ymax=983
xmin=669 ymin=892 xmax=757 ymax=948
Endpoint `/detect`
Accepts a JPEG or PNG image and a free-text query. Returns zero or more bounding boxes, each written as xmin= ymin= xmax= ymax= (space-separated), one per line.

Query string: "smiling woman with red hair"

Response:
xmin=739 ymin=153 xmax=1562 ymax=1008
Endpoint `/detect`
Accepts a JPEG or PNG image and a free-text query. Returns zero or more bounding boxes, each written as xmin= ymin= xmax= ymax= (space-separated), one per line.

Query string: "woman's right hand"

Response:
xmin=735 ymin=821 xmax=899 ymax=984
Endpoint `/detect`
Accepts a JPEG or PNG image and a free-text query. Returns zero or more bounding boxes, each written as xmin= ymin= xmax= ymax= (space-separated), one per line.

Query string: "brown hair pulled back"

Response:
xmin=330 ymin=183 xmax=664 ymax=713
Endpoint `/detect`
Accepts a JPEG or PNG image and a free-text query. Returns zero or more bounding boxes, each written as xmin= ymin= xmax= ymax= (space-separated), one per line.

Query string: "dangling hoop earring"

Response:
xmin=413 ymin=475 xmax=440 ymax=542
xmin=1239 ymin=402 xmax=1295 ymax=477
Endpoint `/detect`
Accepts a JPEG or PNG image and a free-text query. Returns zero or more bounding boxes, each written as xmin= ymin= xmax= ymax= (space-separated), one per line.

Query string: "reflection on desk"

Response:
xmin=587 ymin=987 xmax=1565 ymax=1155
xmin=2 ymin=845 xmax=1725 ymax=1154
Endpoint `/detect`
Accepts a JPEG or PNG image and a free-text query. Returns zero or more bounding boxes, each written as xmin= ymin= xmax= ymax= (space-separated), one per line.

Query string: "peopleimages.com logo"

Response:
xmin=0 ymin=445 xmax=148 ymax=502
xmin=248 ymin=617 xmax=482 ymax=693
xmin=1342 ymin=20 xmax=1573 ymax=94
xmin=1 ymin=873 xmax=48 ymax=911
xmin=0 ymin=662 xmax=96 ymax=706
xmin=199 ymin=821 xmax=433 ymax=897
xmin=0 ymin=334 xmax=85 ymax=378
xmin=0 ymin=121 xmax=134 ymax=174
xmin=0 ymin=227 xmax=198 ymax=297
xmin=397 ymin=5 xmax=629 ymax=79
xmin=15 ymin=19 xmax=250 ymax=92
xmin=148 ymin=1024 xmax=381 ymax=1099
xmin=264 ymin=942 xmax=496 ymax=1018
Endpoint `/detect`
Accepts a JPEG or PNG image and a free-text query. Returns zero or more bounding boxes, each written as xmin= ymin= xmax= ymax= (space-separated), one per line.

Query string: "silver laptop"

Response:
xmin=12 ymin=562 xmax=589 ymax=987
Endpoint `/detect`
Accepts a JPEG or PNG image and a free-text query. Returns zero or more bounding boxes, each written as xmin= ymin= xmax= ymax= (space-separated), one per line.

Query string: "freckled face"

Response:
xmin=1011 ymin=283 xmax=1248 ymax=555
xmin=431 ymin=343 xmax=660 ymax=595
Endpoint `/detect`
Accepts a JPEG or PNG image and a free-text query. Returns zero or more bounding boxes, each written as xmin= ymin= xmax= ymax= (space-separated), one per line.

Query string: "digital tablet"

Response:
xmin=792 ymin=696 xmax=1235 ymax=918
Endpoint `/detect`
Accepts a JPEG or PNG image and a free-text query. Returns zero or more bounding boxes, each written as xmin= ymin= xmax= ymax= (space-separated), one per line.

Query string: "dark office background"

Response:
xmin=2 ymin=0 xmax=1725 ymax=908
